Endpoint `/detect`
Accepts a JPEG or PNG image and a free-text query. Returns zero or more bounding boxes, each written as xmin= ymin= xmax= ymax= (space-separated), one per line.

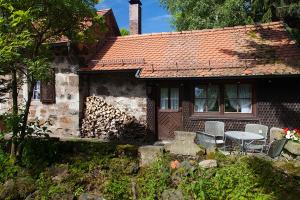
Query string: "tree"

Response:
xmin=120 ymin=28 xmax=130 ymax=36
xmin=160 ymin=0 xmax=300 ymax=31
xmin=0 ymin=0 xmax=103 ymax=159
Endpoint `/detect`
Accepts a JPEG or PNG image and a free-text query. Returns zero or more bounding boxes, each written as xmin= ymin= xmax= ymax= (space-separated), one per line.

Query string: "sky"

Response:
xmin=96 ymin=0 xmax=173 ymax=33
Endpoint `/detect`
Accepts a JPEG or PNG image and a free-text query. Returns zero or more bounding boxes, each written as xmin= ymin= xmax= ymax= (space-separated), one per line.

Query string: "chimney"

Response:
xmin=129 ymin=0 xmax=142 ymax=35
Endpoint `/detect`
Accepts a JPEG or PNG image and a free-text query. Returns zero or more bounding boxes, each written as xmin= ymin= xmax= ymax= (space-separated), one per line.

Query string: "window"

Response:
xmin=32 ymin=81 xmax=41 ymax=100
xmin=224 ymin=84 xmax=252 ymax=113
xmin=194 ymin=85 xmax=220 ymax=112
xmin=160 ymin=87 xmax=179 ymax=110
xmin=194 ymin=83 xmax=254 ymax=115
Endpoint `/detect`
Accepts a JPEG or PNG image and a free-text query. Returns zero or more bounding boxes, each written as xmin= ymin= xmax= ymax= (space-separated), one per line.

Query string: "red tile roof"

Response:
xmin=81 ymin=21 xmax=300 ymax=78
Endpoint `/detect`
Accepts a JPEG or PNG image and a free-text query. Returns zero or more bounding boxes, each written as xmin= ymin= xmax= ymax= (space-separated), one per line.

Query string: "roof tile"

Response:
xmin=81 ymin=21 xmax=300 ymax=78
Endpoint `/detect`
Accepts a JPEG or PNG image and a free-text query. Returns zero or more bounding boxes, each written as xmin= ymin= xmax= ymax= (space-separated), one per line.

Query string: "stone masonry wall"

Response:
xmin=27 ymin=56 xmax=80 ymax=137
xmin=87 ymin=73 xmax=147 ymax=124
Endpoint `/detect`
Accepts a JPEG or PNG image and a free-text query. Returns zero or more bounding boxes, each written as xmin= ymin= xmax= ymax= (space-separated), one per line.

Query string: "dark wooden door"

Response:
xmin=157 ymin=87 xmax=182 ymax=140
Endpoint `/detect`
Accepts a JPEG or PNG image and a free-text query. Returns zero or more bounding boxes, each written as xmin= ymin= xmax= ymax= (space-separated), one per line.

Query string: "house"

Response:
xmin=79 ymin=0 xmax=300 ymax=140
xmin=1 ymin=0 xmax=300 ymax=141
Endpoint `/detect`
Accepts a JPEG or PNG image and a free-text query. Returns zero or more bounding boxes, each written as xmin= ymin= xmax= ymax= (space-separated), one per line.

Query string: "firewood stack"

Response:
xmin=81 ymin=96 xmax=147 ymax=140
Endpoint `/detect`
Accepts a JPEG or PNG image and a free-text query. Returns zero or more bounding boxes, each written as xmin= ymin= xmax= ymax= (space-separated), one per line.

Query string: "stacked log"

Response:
xmin=81 ymin=96 xmax=147 ymax=140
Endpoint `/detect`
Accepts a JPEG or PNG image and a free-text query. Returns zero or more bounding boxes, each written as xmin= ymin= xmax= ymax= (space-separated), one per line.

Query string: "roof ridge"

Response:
xmin=107 ymin=21 xmax=284 ymax=40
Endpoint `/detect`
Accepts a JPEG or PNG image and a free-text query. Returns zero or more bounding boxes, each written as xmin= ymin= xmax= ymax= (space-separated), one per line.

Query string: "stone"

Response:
xmin=78 ymin=193 xmax=105 ymax=200
xmin=48 ymin=165 xmax=69 ymax=182
xmin=282 ymin=151 xmax=295 ymax=160
xmin=284 ymin=141 xmax=300 ymax=156
xmin=161 ymin=189 xmax=184 ymax=200
xmin=0 ymin=177 xmax=35 ymax=200
xmin=138 ymin=145 xmax=164 ymax=167
xmin=165 ymin=131 xmax=201 ymax=156
xmin=294 ymin=161 xmax=300 ymax=168
xmin=269 ymin=127 xmax=284 ymax=143
xmin=199 ymin=159 xmax=218 ymax=169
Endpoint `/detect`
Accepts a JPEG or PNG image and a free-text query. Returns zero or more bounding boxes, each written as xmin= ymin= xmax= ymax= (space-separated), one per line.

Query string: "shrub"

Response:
xmin=104 ymin=176 xmax=132 ymax=200
xmin=0 ymin=149 xmax=20 ymax=183
xmin=137 ymin=156 xmax=172 ymax=200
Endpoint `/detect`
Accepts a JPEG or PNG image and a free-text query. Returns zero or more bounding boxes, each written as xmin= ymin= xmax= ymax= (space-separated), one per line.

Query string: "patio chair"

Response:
xmin=196 ymin=121 xmax=225 ymax=149
xmin=245 ymin=124 xmax=269 ymax=152
xmin=265 ymin=138 xmax=288 ymax=159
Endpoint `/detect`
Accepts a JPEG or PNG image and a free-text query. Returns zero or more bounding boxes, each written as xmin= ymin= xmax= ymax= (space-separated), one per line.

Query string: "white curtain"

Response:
xmin=225 ymin=85 xmax=238 ymax=112
xmin=239 ymin=84 xmax=252 ymax=113
xmin=207 ymin=85 xmax=219 ymax=111
xmin=195 ymin=99 xmax=206 ymax=112
xmin=170 ymin=88 xmax=179 ymax=110
xmin=160 ymin=88 xmax=168 ymax=110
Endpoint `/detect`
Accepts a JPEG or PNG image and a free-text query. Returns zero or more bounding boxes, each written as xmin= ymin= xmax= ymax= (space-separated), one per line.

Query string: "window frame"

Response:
xmin=192 ymin=82 xmax=256 ymax=118
xmin=159 ymin=87 xmax=180 ymax=112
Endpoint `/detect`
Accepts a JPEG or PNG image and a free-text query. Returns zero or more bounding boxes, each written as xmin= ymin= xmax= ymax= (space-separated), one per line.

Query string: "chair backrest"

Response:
xmin=245 ymin=124 xmax=269 ymax=138
xmin=205 ymin=121 xmax=224 ymax=137
xmin=267 ymin=139 xmax=288 ymax=158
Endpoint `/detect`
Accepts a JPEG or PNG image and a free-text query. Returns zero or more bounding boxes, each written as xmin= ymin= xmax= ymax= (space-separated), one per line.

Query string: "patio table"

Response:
xmin=225 ymin=131 xmax=265 ymax=153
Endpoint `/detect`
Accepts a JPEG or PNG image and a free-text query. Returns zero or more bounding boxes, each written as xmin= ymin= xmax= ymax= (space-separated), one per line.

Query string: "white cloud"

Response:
xmin=148 ymin=14 xmax=171 ymax=21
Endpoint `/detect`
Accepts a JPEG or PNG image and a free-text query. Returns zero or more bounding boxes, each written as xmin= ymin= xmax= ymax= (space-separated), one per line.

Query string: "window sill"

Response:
xmin=189 ymin=114 xmax=259 ymax=121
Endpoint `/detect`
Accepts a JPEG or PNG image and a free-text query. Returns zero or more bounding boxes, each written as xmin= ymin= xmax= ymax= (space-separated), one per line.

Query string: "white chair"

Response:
xmin=245 ymin=124 xmax=269 ymax=152
xmin=196 ymin=121 xmax=225 ymax=149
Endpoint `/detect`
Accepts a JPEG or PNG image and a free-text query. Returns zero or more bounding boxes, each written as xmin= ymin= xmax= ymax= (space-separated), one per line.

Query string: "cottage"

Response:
xmin=2 ymin=0 xmax=300 ymax=141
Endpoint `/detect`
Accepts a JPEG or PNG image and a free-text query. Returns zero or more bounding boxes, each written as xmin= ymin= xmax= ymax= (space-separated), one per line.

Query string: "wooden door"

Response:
xmin=157 ymin=87 xmax=182 ymax=140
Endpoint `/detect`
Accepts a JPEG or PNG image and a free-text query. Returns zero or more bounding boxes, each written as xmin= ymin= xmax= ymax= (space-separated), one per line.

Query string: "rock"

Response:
xmin=199 ymin=160 xmax=218 ymax=169
xmin=269 ymin=127 xmax=284 ymax=143
xmin=47 ymin=165 xmax=69 ymax=182
xmin=165 ymin=131 xmax=201 ymax=156
xmin=0 ymin=177 xmax=35 ymax=200
xmin=138 ymin=145 xmax=164 ymax=167
xmin=78 ymin=193 xmax=105 ymax=200
xmin=284 ymin=141 xmax=300 ymax=156
xmin=294 ymin=161 xmax=300 ymax=168
xmin=282 ymin=151 xmax=295 ymax=160
xmin=161 ymin=189 xmax=184 ymax=200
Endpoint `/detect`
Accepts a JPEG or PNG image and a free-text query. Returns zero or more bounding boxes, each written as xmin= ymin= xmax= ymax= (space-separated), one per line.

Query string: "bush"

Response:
xmin=0 ymin=149 xmax=20 ymax=183
xmin=179 ymin=156 xmax=300 ymax=200
xmin=104 ymin=176 xmax=132 ymax=200
xmin=137 ymin=156 xmax=172 ymax=200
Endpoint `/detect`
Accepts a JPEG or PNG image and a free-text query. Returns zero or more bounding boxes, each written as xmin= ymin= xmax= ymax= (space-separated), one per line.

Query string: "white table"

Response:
xmin=225 ymin=131 xmax=265 ymax=153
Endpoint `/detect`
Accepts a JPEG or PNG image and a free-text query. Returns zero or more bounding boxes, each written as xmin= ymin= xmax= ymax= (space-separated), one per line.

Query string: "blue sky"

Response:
xmin=96 ymin=0 xmax=173 ymax=33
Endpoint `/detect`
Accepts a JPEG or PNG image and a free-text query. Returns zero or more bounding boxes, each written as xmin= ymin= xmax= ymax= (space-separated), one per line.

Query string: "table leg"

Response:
xmin=241 ymin=139 xmax=245 ymax=154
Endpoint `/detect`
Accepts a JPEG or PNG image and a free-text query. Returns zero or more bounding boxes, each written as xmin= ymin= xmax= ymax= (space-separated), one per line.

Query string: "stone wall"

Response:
xmin=85 ymin=72 xmax=147 ymax=124
xmin=27 ymin=56 xmax=80 ymax=136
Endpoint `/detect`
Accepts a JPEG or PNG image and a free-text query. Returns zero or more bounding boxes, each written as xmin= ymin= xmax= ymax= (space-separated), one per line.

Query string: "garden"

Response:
xmin=0 ymin=137 xmax=300 ymax=200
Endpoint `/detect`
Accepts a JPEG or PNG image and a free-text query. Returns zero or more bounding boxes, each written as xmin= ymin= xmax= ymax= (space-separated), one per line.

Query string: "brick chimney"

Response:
xmin=129 ymin=0 xmax=142 ymax=35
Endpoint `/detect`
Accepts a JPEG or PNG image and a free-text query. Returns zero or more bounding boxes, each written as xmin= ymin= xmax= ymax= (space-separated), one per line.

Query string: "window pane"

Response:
xmin=207 ymin=85 xmax=219 ymax=99
xmin=207 ymin=99 xmax=219 ymax=112
xmin=195 ymin=86 xmax=206 ymax=98
xmin=33 ymin=81 xmax=41 ymax=100
xmin=195 ymin=99 xmax=206 ymax=112
xmin=160 ymin=88 xmax=168 ymax=109
xmin=239 ymin=99 xmax=252 ymax=113
xmin=170 ymin=88 xmax=179 ymax=110
xmin=225 ymin=84 xmax=237 ymax=98
xmin=239 ymin=84 xmax=252 ymax=98
xmin=225 ymin=98 xmax=238 ymax=112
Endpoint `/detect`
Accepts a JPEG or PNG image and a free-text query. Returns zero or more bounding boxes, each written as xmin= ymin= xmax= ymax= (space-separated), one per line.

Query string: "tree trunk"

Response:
xmin=17 ymin=77 xmax=36 ymax=160
xmin=10 ymin=69 xmax=18 ymax=159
